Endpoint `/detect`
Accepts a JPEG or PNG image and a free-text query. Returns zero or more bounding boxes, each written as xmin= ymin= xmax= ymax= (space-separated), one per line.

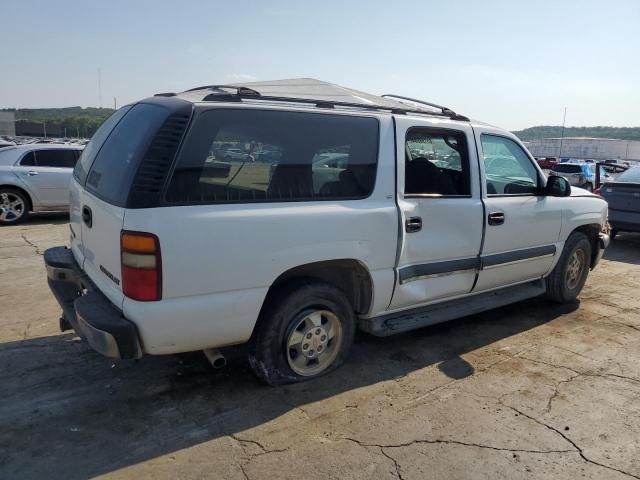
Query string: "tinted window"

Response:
xmin=85 ymin=103 xmax=169 ymax=205
xmin=166 ymin=109 xmax=378 ymax=203
xmin=405 ymin=129 xmax=470 ymax=195
xmin=481 ymin=135 xmax=538 ymax=195
xmin=552 ymin=164 xmax=583 ymax=173
xmin=74 ymin=106 xmax=132 ymax=184
xmin=19 ymin=152 xmax=35 ymax=166
xmin=35 ymin=149 xmax=77 ymax=168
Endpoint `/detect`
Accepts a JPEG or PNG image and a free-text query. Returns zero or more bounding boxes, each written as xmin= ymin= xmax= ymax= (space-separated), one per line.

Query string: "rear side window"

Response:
xmin=74 ymin=106 xmax=132 ymax=184
xmin=166 ymin=109 xmax=379 ymax=203
xmin=35 ymin=149 xmax=77 ymax=168
xmin=84 ymin=103 xmax=169 ymax=206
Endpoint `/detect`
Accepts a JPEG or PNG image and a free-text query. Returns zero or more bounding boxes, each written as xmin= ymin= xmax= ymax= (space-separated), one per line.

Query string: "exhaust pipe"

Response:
xmin=203 ymin=348 xmax=226 ymax=369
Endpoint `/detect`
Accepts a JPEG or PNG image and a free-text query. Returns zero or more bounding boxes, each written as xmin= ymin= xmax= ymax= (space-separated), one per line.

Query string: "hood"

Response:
xmin=570 ymin=186 xmax=598 ymax=197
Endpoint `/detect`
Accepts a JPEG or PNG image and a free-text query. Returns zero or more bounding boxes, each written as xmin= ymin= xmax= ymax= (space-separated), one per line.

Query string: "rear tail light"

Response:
xmin=121 ymin=231 xmax=161 ymax=301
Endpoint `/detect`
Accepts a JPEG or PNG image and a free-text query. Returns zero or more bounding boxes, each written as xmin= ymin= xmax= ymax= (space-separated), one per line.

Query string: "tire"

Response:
xmin=0 ymin=188 xmax=29 ymax=225
xmin=610 ymin=229 xmax=618 ymax=240
xmin=546 ymin=232 xmax=592 ymax=303
xmin=248 ymin=281 xmax=356 ymax=385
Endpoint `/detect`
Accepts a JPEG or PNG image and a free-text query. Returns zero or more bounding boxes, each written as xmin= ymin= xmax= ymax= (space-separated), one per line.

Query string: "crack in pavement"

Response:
xmin=20 ymin=234 xmax=42 ymax=255
xmin=344 ymin=436 xmax=575 ymax=455
xmin=379 ymin=447 xmax=405 ymax=480
xmin=496 ymin=398 xmax=640 ymax=479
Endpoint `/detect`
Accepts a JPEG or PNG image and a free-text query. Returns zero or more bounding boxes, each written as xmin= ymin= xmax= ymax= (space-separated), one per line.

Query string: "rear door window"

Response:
xmin=35 ymin=149 xmax=77 ymax=168
xmin=166 ymin=109 xmax=379 ymax=203
xmin=19 ymin=152 xmax=35 ymax=166
xmin=404 ymin=128 xmax=471 ymax=196
xmin=84 ymin=103 xmax=169 ymax=206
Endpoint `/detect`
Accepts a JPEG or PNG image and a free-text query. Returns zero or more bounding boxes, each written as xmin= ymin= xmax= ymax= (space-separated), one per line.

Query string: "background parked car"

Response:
xmin=602 ymin=159 xmax=629 ymax=173
xmin=599 ymin=166 xmax=640 ymax=239
xmin=550 ymin=162 xmax=610 ymax=191
xmin=0 ymin=144 xmax=82 ymax=224
xmin=536 ymin=157 xmax=558 ymax=169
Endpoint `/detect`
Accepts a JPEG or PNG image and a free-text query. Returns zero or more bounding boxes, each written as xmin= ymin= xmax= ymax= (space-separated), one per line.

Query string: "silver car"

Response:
xmin=0 ymin=144 xmax=83 ymax=224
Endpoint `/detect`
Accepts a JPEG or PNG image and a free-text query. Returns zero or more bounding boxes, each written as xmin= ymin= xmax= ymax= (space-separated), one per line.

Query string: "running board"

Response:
xmin=360 ymin=279 xmax=546 ymax=336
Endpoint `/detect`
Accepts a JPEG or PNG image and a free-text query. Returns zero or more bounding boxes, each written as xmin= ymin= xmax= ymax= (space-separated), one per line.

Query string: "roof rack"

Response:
xmin=185 ymin=85 xmax=261 ymax=96
xmin=183 ymin=86 xmax=469 ymax=121
xmin=382 ymin=94 xmax=468 ymax=121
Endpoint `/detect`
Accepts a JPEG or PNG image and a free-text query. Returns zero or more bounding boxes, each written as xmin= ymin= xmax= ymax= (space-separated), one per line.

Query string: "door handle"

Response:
xmin=488 ymin=211 xmax=505 ymax=226
xmin=405 ymin=216 xmax=422 ymax=233
xmin=23 ymin=171 xmax=39 ymax=176
xmin=82 ymin=205 xmax=92 ymax=228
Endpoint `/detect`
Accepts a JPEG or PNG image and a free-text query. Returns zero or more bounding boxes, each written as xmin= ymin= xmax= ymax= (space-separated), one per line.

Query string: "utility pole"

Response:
xmin=43 ymin=120 xmax=47 ymax=138
xmin=98 ymin=67 xmax=102 ymax=108
xmin=558 ymin=107 xmax=567 ymax=158
xmin=76 ymin=126 xmax=80 ymax=138
xmin=113 ymin=97 xmax=117 ymax=110
xmin=625 ymin=141 xmax=629 ymax=161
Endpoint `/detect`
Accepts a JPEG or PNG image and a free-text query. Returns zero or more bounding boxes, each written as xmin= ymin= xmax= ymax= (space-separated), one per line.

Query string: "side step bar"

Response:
xmin=360 ymin=279 xmax=546 ymax=336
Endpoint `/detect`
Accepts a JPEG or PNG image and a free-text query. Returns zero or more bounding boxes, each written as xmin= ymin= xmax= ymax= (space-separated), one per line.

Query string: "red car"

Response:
xmin=536 ymin=157 xmax=559 ymax=169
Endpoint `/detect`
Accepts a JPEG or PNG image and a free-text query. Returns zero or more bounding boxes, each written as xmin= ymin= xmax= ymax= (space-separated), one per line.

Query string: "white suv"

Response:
xmin=44 ymin=79 xmax=609 ymax=385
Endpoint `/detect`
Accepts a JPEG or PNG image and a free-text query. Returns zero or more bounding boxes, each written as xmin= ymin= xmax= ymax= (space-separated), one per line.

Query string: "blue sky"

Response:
xmin=1 ymin=0 xmax=638 ymax=130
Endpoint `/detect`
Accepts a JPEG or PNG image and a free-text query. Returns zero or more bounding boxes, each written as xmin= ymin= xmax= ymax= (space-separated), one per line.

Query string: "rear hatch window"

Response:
xmin=552 ymin=164 xmax=582 ymax=174
xmin=75 ymin=103 xmax=171 ymax=206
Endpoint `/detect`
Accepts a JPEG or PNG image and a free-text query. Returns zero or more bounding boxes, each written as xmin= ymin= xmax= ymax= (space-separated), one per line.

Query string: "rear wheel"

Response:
xmin=610 ymin=229 xmax=618 ymax=240
xmin=248 ymin=282 xmax=355 ymax=385
xmin=546 ymin=232 xmax=592 ymax=303
xmin=0 ymin=189 xmax=29 ymax=225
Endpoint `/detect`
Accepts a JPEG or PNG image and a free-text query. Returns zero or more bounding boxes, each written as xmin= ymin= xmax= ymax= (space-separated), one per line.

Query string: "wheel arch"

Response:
xmin=571 ymin=223 xmax=601 ymax=267
xmin=262 ymin=259 xmax=374 ymax=317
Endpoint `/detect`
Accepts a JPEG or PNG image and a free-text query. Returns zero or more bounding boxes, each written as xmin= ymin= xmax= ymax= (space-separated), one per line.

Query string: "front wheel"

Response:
xmin=546 ymin=232 xmax=592 ymax=303
xmin=248 ymin=282 xmax=355 ymax=385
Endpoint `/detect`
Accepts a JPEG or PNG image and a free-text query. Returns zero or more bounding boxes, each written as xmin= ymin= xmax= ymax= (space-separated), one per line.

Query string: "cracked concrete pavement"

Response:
xmin=1 ymin=214 xmax=639 ymax=479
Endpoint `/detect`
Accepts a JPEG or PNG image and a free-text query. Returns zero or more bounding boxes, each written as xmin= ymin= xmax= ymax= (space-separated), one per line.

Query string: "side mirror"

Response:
xmin=544 ymin=175 xmax=571 ymax=197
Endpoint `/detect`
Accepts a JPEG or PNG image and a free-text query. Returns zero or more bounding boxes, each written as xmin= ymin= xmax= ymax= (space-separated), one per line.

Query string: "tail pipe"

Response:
xmin=203 ymin=348 xmax=226 ymax=369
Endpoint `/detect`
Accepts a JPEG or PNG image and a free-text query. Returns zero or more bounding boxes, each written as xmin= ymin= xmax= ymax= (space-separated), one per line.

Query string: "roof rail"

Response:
xmin=382 ymin=94 xmax=469 ymax=121
xmin=177 ymin=85 xmax=469 ymax=121
xmin=185 ymin=85 xmax=261 ymax=96
xmin=188 ymin=87 xmax=468 ymax=120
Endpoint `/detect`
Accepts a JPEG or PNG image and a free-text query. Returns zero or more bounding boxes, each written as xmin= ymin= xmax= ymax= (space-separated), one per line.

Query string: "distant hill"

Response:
xmin=513 ymin=126 xmax=640 ymax=142
xmin=1 ymin=107 xmax=114 ymax=138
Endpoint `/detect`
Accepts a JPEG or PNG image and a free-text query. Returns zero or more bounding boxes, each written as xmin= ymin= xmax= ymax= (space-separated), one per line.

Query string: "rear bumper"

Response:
xmin=591 ymin=232 xmax=610 ymax=269
xmin=608 ymin=208 xmax=640 ymax=232
xmin=44 ymin=246 xmax=142 ymax=359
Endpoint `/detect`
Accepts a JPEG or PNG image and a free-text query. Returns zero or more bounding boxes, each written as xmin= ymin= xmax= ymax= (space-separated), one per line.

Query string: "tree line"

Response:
xmin=2 ymin=107 xmax=114 ymax=138
xmin=513 ymin=126 xmax=640 ymax=142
